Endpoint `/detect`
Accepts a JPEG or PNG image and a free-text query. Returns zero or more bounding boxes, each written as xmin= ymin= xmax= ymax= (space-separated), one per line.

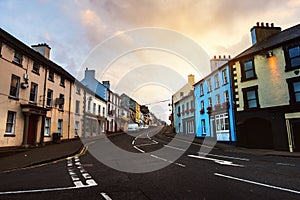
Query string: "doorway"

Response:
xmin=291 ymin=119 xmax=300 ymax=152
xmin=27 ymin=115 xmax=38 ymax=145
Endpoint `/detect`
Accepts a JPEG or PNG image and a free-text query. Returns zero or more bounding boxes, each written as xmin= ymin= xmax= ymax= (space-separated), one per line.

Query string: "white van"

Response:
xmin=127 ymin=123 xmax=138 ymax=131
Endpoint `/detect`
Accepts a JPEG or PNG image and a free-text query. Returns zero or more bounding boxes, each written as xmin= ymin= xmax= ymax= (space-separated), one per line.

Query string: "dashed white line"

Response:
xmin=101 ymin=192 xmax=113 ymax=200
xmin=188 ymin=155 xmax=244 ymax=167
xmin=164 ymin=145 xmax=185 ymax=151
xmin=276 ymin=162 xmax=296 ymax=167
xmin=198 ymin=152 xmax=250 ymax=161
xmin=133 ymin=145 xmax=145 ymax=153
xmin=214 ymin=173 xmax=300 ymax=195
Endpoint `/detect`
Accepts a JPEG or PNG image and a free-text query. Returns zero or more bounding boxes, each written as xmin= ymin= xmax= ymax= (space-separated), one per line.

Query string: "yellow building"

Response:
xmin=230 ymin=22 xmax=300 ymax=152
xmin=135 ymin=103 xmax=140 ymax=124
xmin=0 ymin=28 xmax=76 ymax=147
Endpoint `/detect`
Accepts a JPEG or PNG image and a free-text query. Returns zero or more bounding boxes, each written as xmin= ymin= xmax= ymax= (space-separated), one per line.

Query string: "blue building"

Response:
xmin=194 ymin=56 xmax=236 ymax=142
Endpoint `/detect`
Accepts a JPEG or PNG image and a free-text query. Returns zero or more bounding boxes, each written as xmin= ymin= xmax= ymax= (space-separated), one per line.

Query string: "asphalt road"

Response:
xmin=0 ymin=126 xmax=300 ymax=200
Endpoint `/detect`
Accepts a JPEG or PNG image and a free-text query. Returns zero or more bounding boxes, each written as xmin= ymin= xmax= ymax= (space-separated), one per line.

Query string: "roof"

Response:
xmin=231 ymin=24 xmax=300 ymax=62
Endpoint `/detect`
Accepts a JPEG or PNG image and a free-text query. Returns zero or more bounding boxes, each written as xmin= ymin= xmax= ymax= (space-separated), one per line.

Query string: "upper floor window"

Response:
xmin=48 ymin=70 xmax=54 ymax=82
xmin=224 ymin=90 xmax=229 ymax=102
xmin=207 ymin=78 xmax=212 ymax=92
xmin=13 ymin=51 xmax=22 ymax=65
xmin=222 ymin=69 xmax=228 ymax=85
xmin=29 ymin=82 xmax=38 ymax=103
xmin=9 ymin=75 xmax=20 ymax=99
xmin=5 ymin=111 xmax=16 ymax=135
xmin=32 ymin=62 xmax=40 ymax=74
xmin=241 ymin=59 xmax=257 ymax=81
xmin=201 ymin=100 xmax=204 ymax=109
xmin=287 ymin=77 xmax=300 ymax=104
xmin=76 ymin=86 xmax=81 ymax=95
xmin=58 ymin=94 xmax=64 ymax=110
xmin=216 ymin=94 xmax=221 ymax=104
xmin=93 ymin=103 xmax=96 ymax=114
xmin=60 ymin=76 xmax=65 ymax=87
xmin=208 ymin=97 xmax=212 ymax=107
xmin=285 ymin=44 xmax=300 ymax=70
xmin=214 ymin=74 xmax=220 ymax=89
xmin=242 ymin=86 xmax=259 ymax=109
xmin=75 ymin=100 xmax=80 ymax=114
xmin=44 ymin=118 xmax=51 ymax=137
xmin=46 ymin=89 xmax=53 ymax=107
xmin=200 ymin=83 xmax=204 ymax=96
xmin=98 ymin=105 xmax=101 ymax=115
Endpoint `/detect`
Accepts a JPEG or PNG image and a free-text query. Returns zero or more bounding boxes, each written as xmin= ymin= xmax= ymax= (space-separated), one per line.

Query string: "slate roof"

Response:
xmin=231 ymin=24 xmax=300 ymax=62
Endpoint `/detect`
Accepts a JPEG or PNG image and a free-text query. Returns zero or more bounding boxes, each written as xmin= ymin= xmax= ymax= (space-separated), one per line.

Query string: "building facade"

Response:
xmin=194 ymin=57 xmax=236 ymax=142
xmin=230 ymin=22 xmax=300 ymax=151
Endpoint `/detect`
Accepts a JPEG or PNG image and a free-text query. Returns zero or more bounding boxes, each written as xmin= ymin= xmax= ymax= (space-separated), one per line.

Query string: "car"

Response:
xmin=127 ymin=123 xmax=138 ymax=131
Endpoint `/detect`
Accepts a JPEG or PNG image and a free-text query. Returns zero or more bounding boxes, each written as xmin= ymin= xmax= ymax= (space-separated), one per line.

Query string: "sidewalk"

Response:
xmin=0 ymin=139 xmax=83 ymax=172
xmin=162 ymin=126 xmax=300 ymax=158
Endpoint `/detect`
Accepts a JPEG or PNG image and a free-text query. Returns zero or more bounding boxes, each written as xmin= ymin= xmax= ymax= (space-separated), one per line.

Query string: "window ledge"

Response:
xmin=8 ymin=96 xmax=19 ymax=101
xmin=58 ymin=109 xmax=64 ymax=112
xmin=31 ymin=70 xmax=40 ymax=76
xmin=12 ymin=61 xmax=22 ymax=67
xmin=48 ymin=78 xmax=54 ymax=82
xmin=241 ymin=76 xmax=257 ymax=82
xmin=4 ymin=134 xmax=16 ymax=137
xmin=60 ymin=84 xmax=65 ymax=88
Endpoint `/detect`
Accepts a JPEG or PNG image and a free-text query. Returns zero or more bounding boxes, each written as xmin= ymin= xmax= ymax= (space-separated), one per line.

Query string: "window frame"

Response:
xmin=200 ymin=83 xmax=204 ymax=96
xmin=13 ymin=51 xmax=23 ymax=65
xmin=44 ymin=118 xmax=51 ymax=137
xmin=29 ymin=82 xmax=38 ymax=103
xmin=32 ymin=62 xmax=40 ymax=75
xmin=222 ymin=69 xmax=228 ymax=85
xmin=57 ymin=119 xmax=63 ymax=136
xmin=214 ymin=74 xmax=220 ymax=89
xmin=60 ymin=76 xmax=65 ymax=87
xmin=242 ymin=85 xmax=260 ymax=110
xmin=207 ymin=78 xmax=212 ymax=92
xmin=287 ymin=77 xmax=300 ymax=104
xmin=240 ymin=58 xmax=257 ymax=82
xmin=46 ymin=89 xmax=53 ymax=107
xmin=284 ymin=42 xmax=300 ymax=71
xmin=58 ymin=94 xmax=64 ymax=111
xmin=5 ymin=111 xmax=16 ymax=135
xmin=48 ymin=70 xmax=54 ymax=82
xmin=9 ymin=74 xmax=20 ymax=99
xmin=75 ymin=100 xmax=80 ymax=114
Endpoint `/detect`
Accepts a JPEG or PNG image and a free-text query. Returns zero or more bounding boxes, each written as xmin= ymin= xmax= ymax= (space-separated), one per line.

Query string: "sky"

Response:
xmin=1 ymin=0 xmax=300 ymax=122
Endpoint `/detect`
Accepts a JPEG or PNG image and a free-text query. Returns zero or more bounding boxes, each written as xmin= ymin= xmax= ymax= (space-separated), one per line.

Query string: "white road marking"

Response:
xmin=101 ymin=192 xmax=113 ymax=200
xmin=276 ymin=162 xmax=296 ymax=167
xmin=214 ymin=173 xmax=300 ymax=195
xmin=150 ymin=154 xmax=186 ymax=168
xmin=188 ymin=155 xmax=244 ymax=167
xmin=164 ymin=145 xmax=185 ymax=151
xmin=198 ymin=152 xmax=250 ymax=161
xmin=133 ymin=145 xmax=145 ymax=153
xmin=135 ymin=142 xmax=157 ymax=147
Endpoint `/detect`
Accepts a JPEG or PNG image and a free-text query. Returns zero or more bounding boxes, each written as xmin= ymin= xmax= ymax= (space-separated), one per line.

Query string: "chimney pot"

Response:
xmin=261 ymin=22 xmax=264 ymax=27
xmin=266 ymin=23 xmax=269 ymax=27
xmin=256 ymin=22 xmax=259 ymax=27
xmin=214 ymin=55 xmax=216 ymax=59
xmin=271 ymin=23 xmax=274 ymax=27
xmin=223 ymin=55 xmax=226 ymax=59
xmin=219 ymin=55 xmax=221 ymax=59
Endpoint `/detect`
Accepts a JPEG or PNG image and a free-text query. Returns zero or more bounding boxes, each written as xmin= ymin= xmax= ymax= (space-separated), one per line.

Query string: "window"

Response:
xmin=177 ymin=105 xmax=181 ymax=116
xmin=200 ymin=83 xmax=204 ymax=96
xmin=5 ymin=111 xmax=16 ymax=135
xmin=45 ymin=118 xmax=51 ymax=136
xmin=287 ymin=77 xmax=300 ymax=104
xmin=215 ymin=74 xmax=220 ymax=89
xmin=222 ymin=69 xmax=228 ymax=84
xmin=186 ymin=102 xmax=189 ymax=111
xmin=93 ymin=103 xmax=96 ymax=114
xmin=58 ymin=119 xmax=63 ymax=136
xmin=46 ymin=89 xmax=53 ymax=107
xmin=286 ymin=44 xmax=300 ymax=69
xmin=216 ymin=94 xmax=221 ymax=104
xmin=208 ymin=97 xmax=212 ymax=107
xmin=9 ymin=75 xmax=20 ymax=98
xmin=75 ymin=121 xmax=79 ymax=137
xmin=201 ymin=119 xmax=206 ymax=135
xmin=98 ymin=105 xmax=101 ymax=115
xmin=75 ymin=100 xmax=80 ymax=114
xmin=13 ymin=51 xmax=22 ymax=65
xmin=58 ymin=94 xmax=64 ymax=110
xmin=207 ymin=78 xmax=212 ymax=92
xmin=215 ymin=113 xmax=229 ymax=133
xmin=48 ymin=70 xmax=54 ymax=82
xmin=242 ymin=86 xmax=259 ymax=109
xmin=241 ymin=59 xmax=257 ymax=81
xmin=181 ymin=104 xmax=185 ymax=115
xmin=76 ymin=86 xmax=81 ymax=95
xmin=201 ymin=100 xmax=204 ymax=109
xmin=60 ymin=76 xmax=65 ymax=87
xmin=32 ymin=62 xmax=40 ymax=74
xmin=224 ymin=90 xmax=229 ymax=102
xmin=29 ymin=82 xmax=38 ymax=103
xmin=180 ymin=92 xmax=184 ymax=97
xmin=92 ymin=120 xmax=97 ymax=133
xmin=190 ymin=100 xmax=194 ymax=109
xmin=103 ymin=107 xmax=105 ymax=116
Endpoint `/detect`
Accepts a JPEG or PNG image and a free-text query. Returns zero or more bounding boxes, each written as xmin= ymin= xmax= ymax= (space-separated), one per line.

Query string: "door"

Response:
xmin=27 ymin=115 xmax=38 ymax=145
xmin=291 ymin=119 xmax=300 ymax=152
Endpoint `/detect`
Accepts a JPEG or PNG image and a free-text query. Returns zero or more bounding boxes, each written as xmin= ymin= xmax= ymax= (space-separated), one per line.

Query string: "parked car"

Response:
xmin=127 ymin=123 xmax=139 ymax=131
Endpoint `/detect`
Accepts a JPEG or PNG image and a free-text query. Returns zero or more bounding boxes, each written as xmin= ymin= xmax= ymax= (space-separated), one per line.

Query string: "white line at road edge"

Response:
xmin=198 ymin=152 xmax=249 ymax=161
xmin=101 ymin=192 xmax=113 ymax=200
xmin=214 ymin=173 xmax=300 ymax=195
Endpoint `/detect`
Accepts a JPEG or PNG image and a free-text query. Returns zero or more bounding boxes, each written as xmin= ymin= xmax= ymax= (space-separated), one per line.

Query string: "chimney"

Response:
xmin=250 ymin=22 xmax=281 ymax=45
xmin=31 ymin=43 xmax=51 ymax=59
xmin=210 ymin=55 xmax=230 ymax=71
xmin=102 ymin=81 xmax=110 ymax=89
xmin=85 ymin=68 xmax=95 ymax=79
xmin=188 ymin=74 xmax=195 ymax=85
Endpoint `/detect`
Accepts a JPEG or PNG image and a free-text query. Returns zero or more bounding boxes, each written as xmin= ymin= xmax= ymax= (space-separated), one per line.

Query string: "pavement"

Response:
xmin=162 ymin=126 xmax=300 ymax=158
xmin=0 ymin=127 xmax=299 ymax=173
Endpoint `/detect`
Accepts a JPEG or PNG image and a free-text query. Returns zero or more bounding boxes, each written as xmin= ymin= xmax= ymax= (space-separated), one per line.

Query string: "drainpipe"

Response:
xmin=39 ymin=66 xmax=48 ymax=145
